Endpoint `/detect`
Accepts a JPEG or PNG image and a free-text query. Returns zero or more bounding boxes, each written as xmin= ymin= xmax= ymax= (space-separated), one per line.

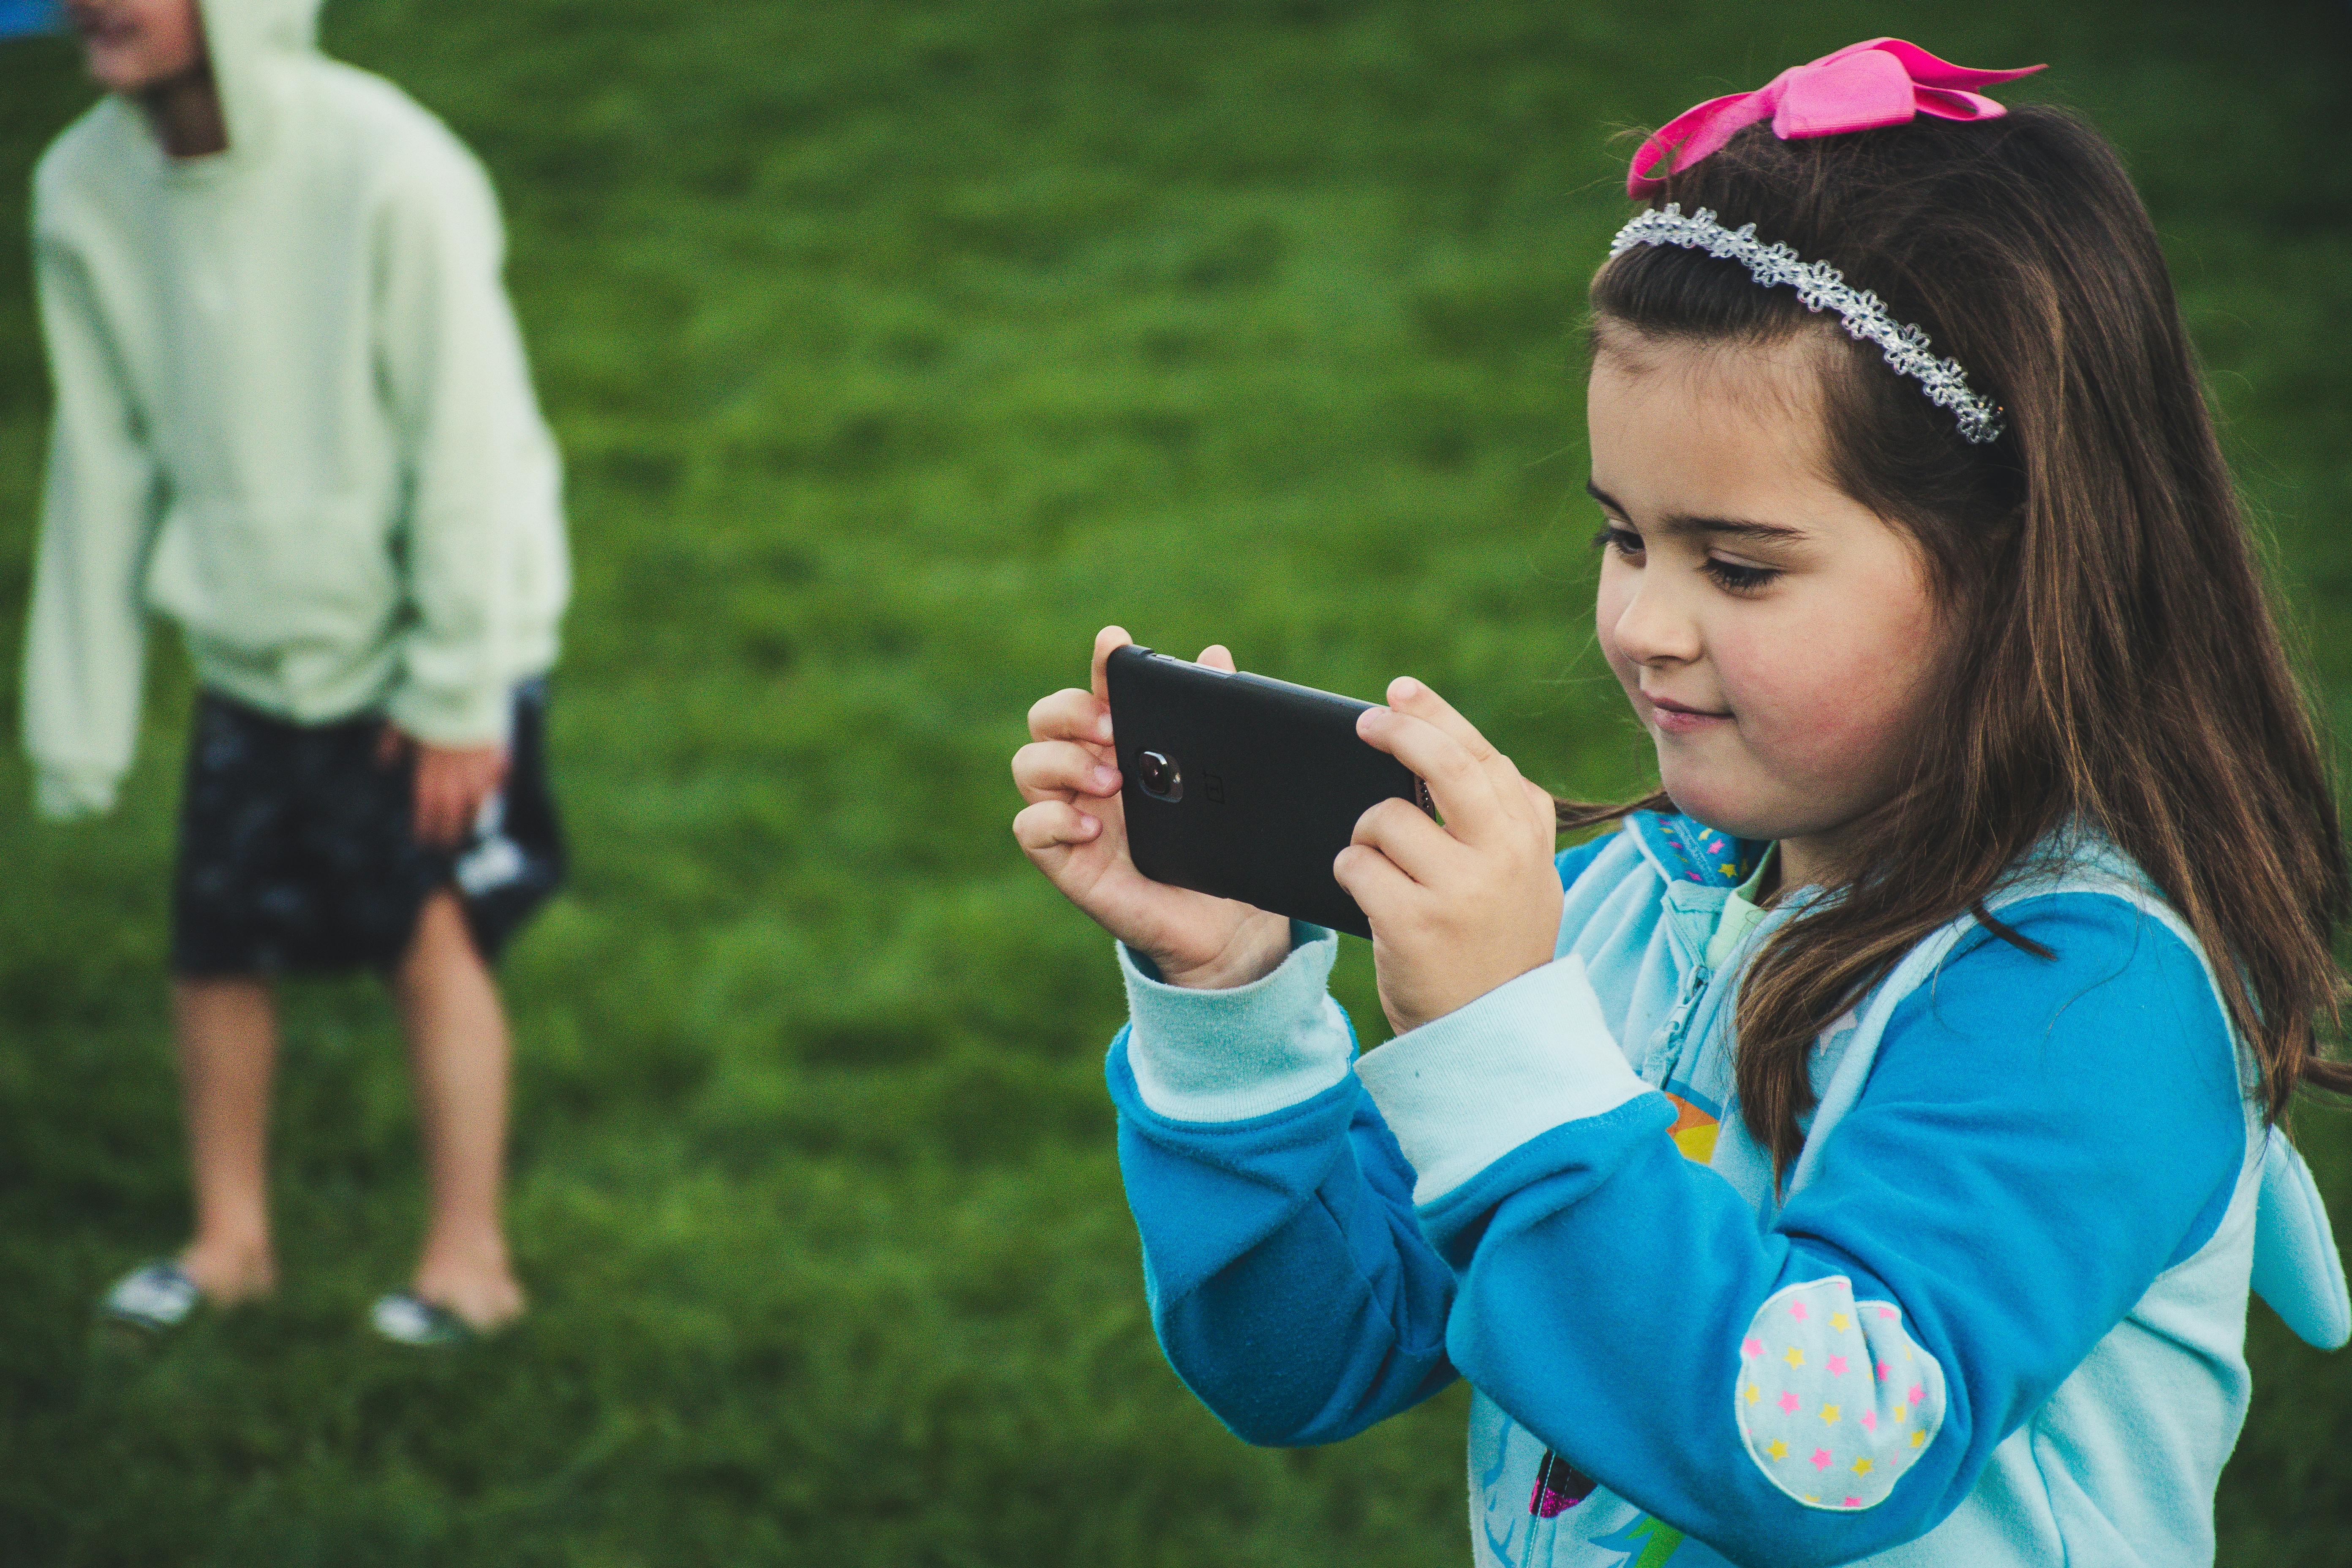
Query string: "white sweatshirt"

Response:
xmin=22 ymin=0 xmax=569 ymax=817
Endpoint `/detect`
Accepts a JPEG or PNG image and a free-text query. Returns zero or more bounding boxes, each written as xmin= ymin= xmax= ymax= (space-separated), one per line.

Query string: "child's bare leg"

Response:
xmin=172 ymin=976 xmax=282 ymax=1301
xmin=393 ymin=888 xmax=525 ymax=1328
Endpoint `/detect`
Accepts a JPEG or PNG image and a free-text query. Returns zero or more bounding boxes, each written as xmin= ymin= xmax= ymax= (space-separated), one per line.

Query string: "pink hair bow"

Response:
xmin=1628 ymin=38 xmax=2044 ymax=198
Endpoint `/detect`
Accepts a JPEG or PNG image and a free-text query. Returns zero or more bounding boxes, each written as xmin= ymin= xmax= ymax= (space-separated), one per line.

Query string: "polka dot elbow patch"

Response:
xmin=1734 ymin=1276 xmax=1948 ymax=1511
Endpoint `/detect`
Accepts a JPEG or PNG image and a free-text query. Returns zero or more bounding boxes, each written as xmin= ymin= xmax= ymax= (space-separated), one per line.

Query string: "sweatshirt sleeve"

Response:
xmin=1361 ymin=892 xmax=2246 ymax=1566
xmin=1108 ymin=926 xmax=1465 ymax=1443
xmin=372 ymin=139 xmax=550 ymax=747
xmin=1105 ymin=842 xmax=1632 ymax=1445
xmin=21 ymin=223 xmax=161 ymax=819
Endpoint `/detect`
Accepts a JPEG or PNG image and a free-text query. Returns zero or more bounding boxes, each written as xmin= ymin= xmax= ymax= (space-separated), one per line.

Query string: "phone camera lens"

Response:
xmin=1137 ymin=750 xmax=1183 ymax=803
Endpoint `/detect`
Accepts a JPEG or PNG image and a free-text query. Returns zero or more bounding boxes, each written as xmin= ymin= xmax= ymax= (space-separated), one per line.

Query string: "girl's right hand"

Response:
xmin=1012 ymin=626 xmax=1293 ymax=990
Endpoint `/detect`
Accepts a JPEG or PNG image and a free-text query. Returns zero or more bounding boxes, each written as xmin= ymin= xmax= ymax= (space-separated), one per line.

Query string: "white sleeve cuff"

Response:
xmin=1351 ymin=953 xmax=1647 ymax=1206
xmin=1119 ymin=923 xmax=1356 ymax=1122
xmin=384 ymin=679 xmax=513 ymax=750
xmin=34 ymin=762 xmax=118 ymax=820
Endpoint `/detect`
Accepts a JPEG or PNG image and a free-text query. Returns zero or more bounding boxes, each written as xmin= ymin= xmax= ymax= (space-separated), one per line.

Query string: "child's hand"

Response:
xmin=378 ymin=724 xmax=509 ymax=850
xmin=1012 ymin=626 xmax=1291 ymax=990
xmin=1338 ymin=678 xmax=1563 ymax=1035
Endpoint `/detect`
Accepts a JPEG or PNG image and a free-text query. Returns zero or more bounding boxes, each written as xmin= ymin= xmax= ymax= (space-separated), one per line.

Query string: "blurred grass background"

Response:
xmin=0 ymin=1 xmax=2347 ymax=1562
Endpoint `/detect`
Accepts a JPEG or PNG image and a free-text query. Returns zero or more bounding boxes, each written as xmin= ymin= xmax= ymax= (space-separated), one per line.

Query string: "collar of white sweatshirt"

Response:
xmin=22 ymin=0 xmax=569 ymax=817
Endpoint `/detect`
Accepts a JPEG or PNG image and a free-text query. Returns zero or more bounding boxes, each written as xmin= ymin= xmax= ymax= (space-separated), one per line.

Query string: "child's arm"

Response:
xmin=373 ymin=138 xmax=553 ymax=752
xmin=1369 ymin=893 xmax=2245 ymax=1565
xmin=1109 ymin=926 xmax=1464 ymax=1444
xmin=1018 ymin=628 xmax=1456 ymax=1432
xmin=21 ymin=227 xmax=162 ymax=819
xmin=1106 ymin=841 xmax=1620 ymax=1444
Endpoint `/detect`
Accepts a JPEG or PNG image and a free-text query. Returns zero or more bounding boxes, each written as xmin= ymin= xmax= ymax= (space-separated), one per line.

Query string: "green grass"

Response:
xmin=1 ymin=1 xmax=2349 ymax=1562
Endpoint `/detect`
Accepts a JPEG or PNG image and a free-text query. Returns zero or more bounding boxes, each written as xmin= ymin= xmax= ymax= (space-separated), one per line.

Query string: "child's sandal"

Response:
xmin=98 ymin=1260 xmax=202 ymax=1334
xmin=368 ymin=1291 xmax=479 ymax=1348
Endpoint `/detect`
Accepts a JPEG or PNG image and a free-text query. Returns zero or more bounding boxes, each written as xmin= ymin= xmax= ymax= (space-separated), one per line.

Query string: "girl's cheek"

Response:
xmin=1697 ymin=618 xmax=1777 ymax=720
xmin=1710 ymin=621 xmax=1867 ymax=768
xmin=1740 ymin=640 xmax=1919 ymax=785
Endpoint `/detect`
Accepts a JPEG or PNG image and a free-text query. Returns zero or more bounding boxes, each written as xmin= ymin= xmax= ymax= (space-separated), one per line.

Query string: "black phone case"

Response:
xmin=1106 ymin=645 xmax=1433 ymax=939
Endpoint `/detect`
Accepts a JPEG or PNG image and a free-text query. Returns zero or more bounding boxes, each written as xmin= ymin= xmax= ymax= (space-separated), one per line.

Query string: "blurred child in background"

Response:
xmin=23 ymin=0 xmax=570 ymax=1342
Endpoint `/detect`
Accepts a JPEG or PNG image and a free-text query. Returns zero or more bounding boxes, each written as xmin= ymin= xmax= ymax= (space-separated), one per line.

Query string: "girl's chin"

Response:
xmin=1654 ymin=767 xmax=1779 ymax=844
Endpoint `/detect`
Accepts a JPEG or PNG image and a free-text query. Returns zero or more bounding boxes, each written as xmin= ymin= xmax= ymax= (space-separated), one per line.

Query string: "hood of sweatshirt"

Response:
xmin=188 ymin=0 xmax=322 ymax=166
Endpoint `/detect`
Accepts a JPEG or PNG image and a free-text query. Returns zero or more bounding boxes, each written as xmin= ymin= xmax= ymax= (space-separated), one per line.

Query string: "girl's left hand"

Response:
xmin=1337 ymin=678 xmax=1564 ymax=1036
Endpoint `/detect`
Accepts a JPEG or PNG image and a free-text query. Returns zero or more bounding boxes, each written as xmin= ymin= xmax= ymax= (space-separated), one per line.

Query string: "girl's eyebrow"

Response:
xmin=1584 ymin=479 xmax=1809 ymax=545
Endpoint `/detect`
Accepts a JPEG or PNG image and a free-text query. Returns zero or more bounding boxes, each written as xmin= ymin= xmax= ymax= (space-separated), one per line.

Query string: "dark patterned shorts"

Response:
xmin=171 ymin=681 xmax=566 ymax=977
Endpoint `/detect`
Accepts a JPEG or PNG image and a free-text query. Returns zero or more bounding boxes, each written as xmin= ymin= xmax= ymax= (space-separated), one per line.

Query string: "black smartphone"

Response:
xmin=1105 ymin=644 xmax=1435 ymax=939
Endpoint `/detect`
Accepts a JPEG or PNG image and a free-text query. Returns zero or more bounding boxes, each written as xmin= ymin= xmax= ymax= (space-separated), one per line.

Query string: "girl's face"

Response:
xmin=1587 ymin=329 xmax=1947 ymax=885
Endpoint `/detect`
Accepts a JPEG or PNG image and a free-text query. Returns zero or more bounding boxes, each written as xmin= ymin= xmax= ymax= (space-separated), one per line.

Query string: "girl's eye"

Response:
xmin=1591 ymin=525 xmax=1644 ymax=560
xmin=1703 ymin=556 xmax=1780 ymax=594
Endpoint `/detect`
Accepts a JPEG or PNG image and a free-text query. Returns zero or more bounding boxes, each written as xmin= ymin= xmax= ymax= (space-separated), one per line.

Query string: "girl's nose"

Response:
xmin=1611 ymin=575 xmax=1703 ymax=667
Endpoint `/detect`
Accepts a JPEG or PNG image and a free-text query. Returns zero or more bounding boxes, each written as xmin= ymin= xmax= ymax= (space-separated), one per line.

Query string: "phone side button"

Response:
xmin=1204 ymin=774 xmax=1225 ymax=804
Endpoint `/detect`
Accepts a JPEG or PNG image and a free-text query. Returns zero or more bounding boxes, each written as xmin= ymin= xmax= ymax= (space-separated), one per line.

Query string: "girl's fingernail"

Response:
xmin=1392 ymin=677 xmax=1422 ymax=700
xmin=1077 ymin=814 xmax=1100 ymax=835
xmin=1095 ymin=716 xmax=1114 ymax=740
xmin=1092 ymin=765 xmax=1117 ymax=790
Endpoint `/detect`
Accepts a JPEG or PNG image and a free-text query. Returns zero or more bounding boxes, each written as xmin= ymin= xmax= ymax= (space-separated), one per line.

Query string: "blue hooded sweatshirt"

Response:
xmin=1107 ymin=814 xmax=2349 ymax=1566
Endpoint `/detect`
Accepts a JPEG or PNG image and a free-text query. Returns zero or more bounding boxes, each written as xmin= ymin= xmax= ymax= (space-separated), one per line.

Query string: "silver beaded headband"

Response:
xmin=1609 ymin=204 xmax=2006 ymax=445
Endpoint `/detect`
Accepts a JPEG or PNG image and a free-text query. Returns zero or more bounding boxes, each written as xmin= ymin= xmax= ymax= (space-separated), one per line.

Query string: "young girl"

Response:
xmin=1011 ymin=38 xmax=2352 ymax=1567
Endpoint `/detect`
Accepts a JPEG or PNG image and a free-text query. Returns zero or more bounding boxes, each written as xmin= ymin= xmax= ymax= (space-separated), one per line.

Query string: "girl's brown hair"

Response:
xmin=1575 ymin=104 xmax=2351 ymax=1178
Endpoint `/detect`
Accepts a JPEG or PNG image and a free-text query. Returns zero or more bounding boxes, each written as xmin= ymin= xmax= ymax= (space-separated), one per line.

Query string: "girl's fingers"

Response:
xmin=1012 ymin=798 xmax=1106 ymax=855
xmin=1521 ymin=776 xmax=1562 ymax=852
xmin=1332 ymin=841 xmax=1418 ymax=922
xmin=1012 ymin=739 xmax=1122 ymax=804
xmin=1029 ymin=686 xmax=1116 ymax=747
xmin=1198 ymin=644 xmax=1236 ymax=673
xmin=1089 ymin=625 xmax=1134 ymax=706
xmin=1356 ymin=705 xmax=1507 ymax=842
xmin=1383 ymin=677 xmax=1496 ymax=762
xmin=1371 ymin=675 xmax=1554 ymax=840
xmin=1350 ymin=795 xmax=1461 ymax=886
xmin=1385 ymin=676 xmax=1547 ymax=833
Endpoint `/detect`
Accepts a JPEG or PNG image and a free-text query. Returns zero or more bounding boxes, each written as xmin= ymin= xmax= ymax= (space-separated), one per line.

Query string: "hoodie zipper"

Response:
xmin=1656 ymin=961 xmax=1712 ymax=1060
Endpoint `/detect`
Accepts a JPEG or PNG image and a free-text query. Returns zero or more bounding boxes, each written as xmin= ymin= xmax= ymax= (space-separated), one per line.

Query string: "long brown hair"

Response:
xmin=1571 ymin=104 xmax=2351 ymax=1177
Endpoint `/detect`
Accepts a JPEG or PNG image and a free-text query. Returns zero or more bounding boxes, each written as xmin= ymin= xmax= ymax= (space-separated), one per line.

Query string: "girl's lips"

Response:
xmin=1644 ymin=693 xmax=1731 ymax=736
